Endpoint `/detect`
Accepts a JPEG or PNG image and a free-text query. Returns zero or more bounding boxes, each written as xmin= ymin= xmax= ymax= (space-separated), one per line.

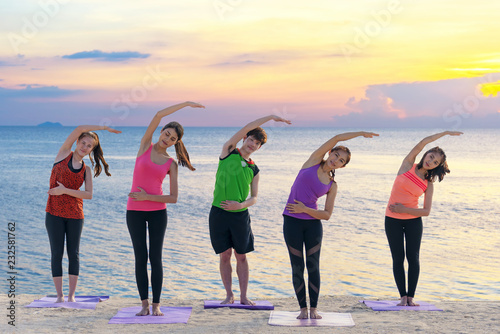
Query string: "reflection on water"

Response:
xmin=1 ymin=127 xmax=499 ymax=301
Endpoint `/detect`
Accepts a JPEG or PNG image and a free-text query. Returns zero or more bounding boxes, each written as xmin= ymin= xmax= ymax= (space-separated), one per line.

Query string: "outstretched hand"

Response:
xmin=185 ymin=101 xmax=205 ymax=109
xmin=361 ymin=131 xmax=379 ymax=138
xmin=271 ymin=115 xmax=292 ymax=125
xmin=446 ymin=131 xmax=463 ymax=136
xmin=106 ymin=127 xmax=122 ymax=134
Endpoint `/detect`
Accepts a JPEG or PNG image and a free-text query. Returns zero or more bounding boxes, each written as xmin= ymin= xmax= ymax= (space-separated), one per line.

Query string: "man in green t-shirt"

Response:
xmin=209 ymin=115 xmax=291 ymax=305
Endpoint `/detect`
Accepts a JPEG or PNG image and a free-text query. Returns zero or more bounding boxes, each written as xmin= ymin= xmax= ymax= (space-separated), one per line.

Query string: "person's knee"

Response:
xmin=407 ymin=253 xmax=420 ymax=265
xmin=234 ymin=251 xmax=247 ymax=263
xmin=220 ymin=249 xmax=232 ymax=263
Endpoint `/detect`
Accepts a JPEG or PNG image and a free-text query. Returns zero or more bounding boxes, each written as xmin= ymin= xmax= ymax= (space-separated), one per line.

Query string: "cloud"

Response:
xmin=210 ymin=60 xmax=264 ymax=67
xmin=336 ymin=73 xmax=500 ymax=128
xmin=0 ymin=85 xmax=83 ymax=99
xmin=62 ymin=50 xmax=150 ymax=62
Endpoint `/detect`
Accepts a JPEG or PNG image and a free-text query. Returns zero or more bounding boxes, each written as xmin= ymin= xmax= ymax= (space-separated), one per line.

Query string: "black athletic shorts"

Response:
xmin=209 ymin=206 xmax=254 ymax=254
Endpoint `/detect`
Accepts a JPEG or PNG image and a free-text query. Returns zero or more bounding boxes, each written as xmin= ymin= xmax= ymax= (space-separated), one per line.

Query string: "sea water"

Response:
xmin=1 ymin=126 xmax=498 ymax=301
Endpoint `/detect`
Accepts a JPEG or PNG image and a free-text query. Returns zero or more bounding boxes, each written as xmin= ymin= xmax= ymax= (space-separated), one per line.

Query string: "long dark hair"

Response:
xmin=162 ymin=121 xmax=195 ymax=171
xmin=320 ymin=145 xmax=351 ymax=181
xmin=78 ymin=132 xmax=111 ymax=177
xmin=417 ymin=146 xmax=449 ymax=182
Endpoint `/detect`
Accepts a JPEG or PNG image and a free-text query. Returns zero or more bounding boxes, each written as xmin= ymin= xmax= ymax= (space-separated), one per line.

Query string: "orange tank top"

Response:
xmin=385 ymin=164 xmax=428 ymax=220
xmin=46 ymin=152 xmax=86 ymax=219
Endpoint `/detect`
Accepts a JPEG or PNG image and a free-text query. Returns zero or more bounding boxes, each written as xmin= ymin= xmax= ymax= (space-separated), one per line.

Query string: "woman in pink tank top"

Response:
xmin=284 ymin=131 xmax=378 ymax=320
xmin=126 ymin=101 xmax=204 ymax=316
xmin=385 ymin=131 xmax=462 ymax=307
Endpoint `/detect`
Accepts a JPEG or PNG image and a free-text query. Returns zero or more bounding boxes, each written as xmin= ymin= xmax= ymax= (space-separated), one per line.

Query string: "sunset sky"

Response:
xmin=1 ymin=0 xmax=500 ymax=127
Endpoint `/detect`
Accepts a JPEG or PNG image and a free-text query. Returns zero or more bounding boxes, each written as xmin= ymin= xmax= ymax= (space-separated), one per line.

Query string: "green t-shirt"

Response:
xmin=212 ymin=149 xmax=260 ymax=212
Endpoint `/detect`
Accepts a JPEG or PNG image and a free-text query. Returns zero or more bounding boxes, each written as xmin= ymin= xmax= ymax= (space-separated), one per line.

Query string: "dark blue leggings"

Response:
xmin=45 ymin=212 xmax=84 ymax=277
xmin=127 ymin=209 xmax=167 ymax=303
xmin=283 ymin=215 xmax=323 ymax=308
xmin=385 ymin=216 xmax=423 ymax=298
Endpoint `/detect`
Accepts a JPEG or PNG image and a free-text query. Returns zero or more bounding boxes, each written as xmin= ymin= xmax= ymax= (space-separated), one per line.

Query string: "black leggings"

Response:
xmin=385 ymin=216 xmax=423 ymax=298
xmin=127 ymin=209 xmax=167 ymax=304
xmin=45 ymin=212 xmax=84 ymax=277
xmin=283 ymin=215 xmax=323 ymax=309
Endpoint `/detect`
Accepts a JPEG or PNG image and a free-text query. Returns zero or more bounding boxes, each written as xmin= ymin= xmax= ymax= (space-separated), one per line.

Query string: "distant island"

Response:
xmin=38 ymin=122 xmax=63 ymax=127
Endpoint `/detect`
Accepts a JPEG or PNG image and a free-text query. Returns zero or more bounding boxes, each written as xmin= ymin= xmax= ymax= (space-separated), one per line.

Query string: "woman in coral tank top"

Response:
xmin=126 ymin=101 xmax=204 ymax=316
xmin=385 ymin=131 xmax=462 ymax=306
xmin=46 ymin=125 xmax=120 ymax=303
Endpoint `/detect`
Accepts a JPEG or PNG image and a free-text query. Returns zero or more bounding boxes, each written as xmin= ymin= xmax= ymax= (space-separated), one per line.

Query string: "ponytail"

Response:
xmin=79 ymin=132 xmax=111 ymax=177
xmin=174 ymin=139 xmax=195 ymax=171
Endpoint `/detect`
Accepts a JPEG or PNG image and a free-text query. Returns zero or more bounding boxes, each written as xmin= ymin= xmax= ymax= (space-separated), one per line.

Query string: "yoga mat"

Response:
xmin=204 ymin=300 xmax=274 ymax=310
xmin=108 ymin=306 xmax=192 ymax=324
xmin=360 ymin=300 xmax=443 ymax=311
xmin=25 ymin=295 xmax=108 ymax=310
xmin=268 ymin=311 xmax=355 ymax=327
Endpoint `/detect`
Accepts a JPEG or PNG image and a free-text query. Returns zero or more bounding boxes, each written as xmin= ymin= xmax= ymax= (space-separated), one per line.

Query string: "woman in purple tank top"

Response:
xmin=283 ymin=131 xmax=378 ymax=319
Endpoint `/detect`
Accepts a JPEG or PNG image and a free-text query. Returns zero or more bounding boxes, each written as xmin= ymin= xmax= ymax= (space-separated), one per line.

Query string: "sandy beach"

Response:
xmin=2 ymin=294 xmax=498 ymax=333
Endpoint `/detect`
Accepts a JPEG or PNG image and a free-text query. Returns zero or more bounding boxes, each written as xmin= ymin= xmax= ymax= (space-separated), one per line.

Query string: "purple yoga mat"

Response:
xmin=204 ymin=300 xmax=274 ymax=310
xmin=360 ymin=300 xmax=443 ymax=311
xmin=268 ymin=311 xmax=355 ymax=327
xmin=25 ymin=295 xmax=109 ymax=309
xmin=108 ymin=306 xmax=192 ymax=324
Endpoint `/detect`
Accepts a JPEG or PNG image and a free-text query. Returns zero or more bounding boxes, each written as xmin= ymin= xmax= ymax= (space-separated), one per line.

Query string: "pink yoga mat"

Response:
xmin=25 ymin=295 xmax=109 ymax=310
xmin=360 ymin=300 xmax=443 ymax=311
xmin=108 ymin=306 xmax=192 ymax=324
xmin=204 ymin=300 xmax=274 ymax=310
xmin=268 ymin=311 xmax=355 ymax=327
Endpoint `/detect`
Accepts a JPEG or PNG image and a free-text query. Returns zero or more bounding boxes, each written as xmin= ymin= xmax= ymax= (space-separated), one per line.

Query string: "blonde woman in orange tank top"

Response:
xmin=385 ymin=131 xmax=462 ymax=306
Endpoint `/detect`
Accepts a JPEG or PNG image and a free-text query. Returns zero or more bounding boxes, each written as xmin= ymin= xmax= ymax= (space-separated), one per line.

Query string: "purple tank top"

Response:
xmin=283 ymin=164 xmax=333 ymax=220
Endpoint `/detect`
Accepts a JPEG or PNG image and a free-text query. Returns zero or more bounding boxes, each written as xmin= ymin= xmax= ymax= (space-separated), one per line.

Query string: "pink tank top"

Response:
xmin=127 ymin=144 xmax=173 ymax=211
xmin=386 ymin=164 xmax=428 ymax=219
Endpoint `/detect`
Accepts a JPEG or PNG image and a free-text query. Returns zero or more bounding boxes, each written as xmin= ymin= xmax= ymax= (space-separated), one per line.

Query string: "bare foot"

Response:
xmin=221 ymin=294 xmax=234 ymax=304
xmin=136 ymin=300 xmax=150 ymax=316
xmin=310 ymin=307 xmax=322 ymax=319
xmin=297 ymin=307 xmax=308 ymax=319
xmin=67 ymin=295 xmax=76 ymax=303
xmin=407 ymin=297 xmax=420 ymax=306
xmin=240 ymin=296 xmax=255 ymax=306
xmin=55 ymin=296 xmax=65 ymax=303
xmin=152 ymin=303 xmax=164 ymax=316
xmin=397 ymin=296 xmax=408 ymax=306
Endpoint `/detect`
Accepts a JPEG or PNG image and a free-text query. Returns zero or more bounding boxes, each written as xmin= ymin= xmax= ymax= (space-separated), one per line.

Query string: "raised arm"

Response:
xmin=55 ymin=125 xmax=121 ymax=162
xmin=220 ymin=115 xmax=291 ymax=159
xmin=304 ymin=131 xmax=378 ymax=168
xmin=398 ymin=131 xmax=463 ymax=175
xmin=138 ymin=101 xmax=205 ymax=157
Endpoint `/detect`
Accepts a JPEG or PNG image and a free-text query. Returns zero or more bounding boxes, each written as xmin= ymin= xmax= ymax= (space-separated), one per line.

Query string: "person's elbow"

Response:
xmin=323 ymin=210 xmax=333 ymax=220
xmin=421 ymin=208 xmax=431 ymax=216
xmin=170 ymin=195 xmax=178 ymax=204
